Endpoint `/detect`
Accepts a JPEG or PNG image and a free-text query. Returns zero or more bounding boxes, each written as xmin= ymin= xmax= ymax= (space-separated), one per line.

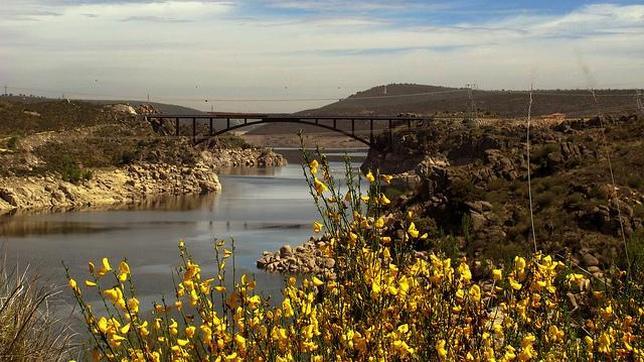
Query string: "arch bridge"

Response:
xmin=145 ymin=113 xmax=429 ymax=147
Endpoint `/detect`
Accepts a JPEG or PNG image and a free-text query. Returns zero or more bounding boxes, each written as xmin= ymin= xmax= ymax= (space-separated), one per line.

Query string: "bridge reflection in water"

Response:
xmin=145 ymin=113 xmax=430 ymax=147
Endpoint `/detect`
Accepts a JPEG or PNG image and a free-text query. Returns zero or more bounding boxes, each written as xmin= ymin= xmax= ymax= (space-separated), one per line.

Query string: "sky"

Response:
xmin=1 ymin=0 xmax=643 ymax=112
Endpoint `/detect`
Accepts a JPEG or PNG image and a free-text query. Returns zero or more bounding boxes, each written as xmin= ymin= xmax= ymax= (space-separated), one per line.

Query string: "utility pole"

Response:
xmin=636 ymin=89 xmax=643 ymax=115
xmin=466 ymin=83 xmax=477 ymax=124
xmin=3 ymin=85 xmax=7 ymax=96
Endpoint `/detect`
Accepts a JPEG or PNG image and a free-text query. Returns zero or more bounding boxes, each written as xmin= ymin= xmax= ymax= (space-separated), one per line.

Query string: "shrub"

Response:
xmin=627 ymin=175 xmax=643 ymax=190
xmin=6 ymin=135 xmax=20 ymax=150
xmin=66 ymin=155 xmax=644 ymax=361
xmin=535 ymin=191 xmax=557 ymax=209
xmin=215 ymin=134 xmax=252 ymax=149
xmin=60 ymin=156 xmax=92 ymax=184
xmin=1 ymin=259 xmax=75 ymax=360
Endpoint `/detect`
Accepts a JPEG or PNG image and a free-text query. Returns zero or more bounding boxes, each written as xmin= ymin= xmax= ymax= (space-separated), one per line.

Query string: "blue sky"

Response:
xmin=1 ymin=0 xmax=643 ymax=111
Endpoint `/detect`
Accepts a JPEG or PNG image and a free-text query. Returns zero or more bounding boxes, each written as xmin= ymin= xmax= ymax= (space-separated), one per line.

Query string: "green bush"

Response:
xmin=60 ymin=156 xmax=92 ymax=184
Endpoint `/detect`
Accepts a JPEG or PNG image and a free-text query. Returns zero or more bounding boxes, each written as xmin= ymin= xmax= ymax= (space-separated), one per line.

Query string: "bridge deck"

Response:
xmin=145 ymin=113 xmax=431 ymax=147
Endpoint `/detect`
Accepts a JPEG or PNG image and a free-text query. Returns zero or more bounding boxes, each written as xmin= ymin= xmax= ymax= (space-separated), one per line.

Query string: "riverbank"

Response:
xmin=0 ymin=148 xmax=285 ymax=215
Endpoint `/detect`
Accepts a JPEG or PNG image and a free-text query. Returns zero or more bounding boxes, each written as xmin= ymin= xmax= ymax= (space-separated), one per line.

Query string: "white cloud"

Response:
xmin=0 ymin=1 xmax=642 ymax=112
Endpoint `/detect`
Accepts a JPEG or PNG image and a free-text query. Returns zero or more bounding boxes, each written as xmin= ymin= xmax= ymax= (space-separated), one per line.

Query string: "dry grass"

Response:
xmin=0 ymin=255 xmax=76 ymax=361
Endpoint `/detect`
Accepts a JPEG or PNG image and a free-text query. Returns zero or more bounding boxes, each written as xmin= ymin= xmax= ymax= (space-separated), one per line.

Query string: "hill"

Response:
xmin=298 ymin=83 xmax=638 ymax=117
xmin=0 ymin=95 xmax=205 ymax=135
xmin=245 ymin=83 xmax=640 ymax=145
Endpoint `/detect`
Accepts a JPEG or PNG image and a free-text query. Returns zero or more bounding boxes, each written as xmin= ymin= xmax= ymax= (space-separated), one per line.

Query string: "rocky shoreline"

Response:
xmin=0 ymin=148 xmax=285 ymax=215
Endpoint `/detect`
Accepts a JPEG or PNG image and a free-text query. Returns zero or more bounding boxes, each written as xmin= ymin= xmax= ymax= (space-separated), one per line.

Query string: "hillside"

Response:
xmin=298 ymin=83 xmax=638 ymax=117
xmin=245 ymin=84 xmax=640 ymax=145
xmin=362 ymin=112 xmax=643 ymax=265
xmin=0 ymin=95 xmax=204 ymax=135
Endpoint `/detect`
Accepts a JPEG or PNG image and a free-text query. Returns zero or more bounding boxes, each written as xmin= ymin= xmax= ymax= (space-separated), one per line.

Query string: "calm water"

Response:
xmin=0 ymin=155 xmax=363 ymax=315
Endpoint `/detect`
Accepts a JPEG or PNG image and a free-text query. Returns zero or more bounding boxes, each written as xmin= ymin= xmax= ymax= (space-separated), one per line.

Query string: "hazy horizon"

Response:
xmin=1 ymin=0 xmax=643 ymax=112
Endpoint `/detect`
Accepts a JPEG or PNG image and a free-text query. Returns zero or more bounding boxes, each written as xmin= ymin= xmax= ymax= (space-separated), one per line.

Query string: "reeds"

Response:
xmin=0 ymin=255 xmax=75 ymax=361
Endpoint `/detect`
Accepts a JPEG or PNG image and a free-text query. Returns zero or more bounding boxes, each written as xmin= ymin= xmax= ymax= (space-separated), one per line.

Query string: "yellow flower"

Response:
xmin=492 ymin=269 xmax=503 ymax=281
xmin=469 ymin=285 xmax=481 ymax=302
xmin=407 ymin=222 xmax=419 ymax=238
xmin=235 ymin=334 xmax=247 ymax=349
xmin=84 ymin=280 xmax=97 ymax=287
xmin=282 ymin=298 xmax=294 ymax=317
xmin=381 ymin=174 xmax=393 ymax=184
xmin=247 ymin=295 xmax=261 ymax=309
xmin=374 ymin=216 xmax=385 ymax=229
xmin=127 ymin=297 xmax=140 ymax=314
xmin=598 ymin=330 xmax=613 ymax=354
xmin=458 ymin=262 xmax=472 ymax=283
xmin=185 ymin=325 xmax=196 ymax=338
xmin=547 ymin=325 xmax=564 ymax=342
xmin=436 ymin=339 xmax=448 ymax=360
xmin=366 ymin=170 xmax=375 ymax=183
xmin=514 ymin=256 xmax=526 ymax=274
xmin=309 ymin=159 xmax=319 ymax=175
xmin=313 ymin=177 xmax=328 ymax=195
xmin=97 ymin=317 xmax=109 ymax=334
xmin=68 ymin=278 xmax=78 ymax=290
xmin=378 ymin=193 xmax=391 ymax=205
xmin=97 ymin=257 xmax=112 ymax=277
xmin=118 ymin=261 xmax=130 ymax=282
xmin=508 ymin=276 xmax=522 ymax=290
xmin=119 ymin=323 xmax=130 ymax=334
xmin=313 ymin=221 xmax=323 ymax=233
xmin=312 ymin=276 xmax=324 ymax=287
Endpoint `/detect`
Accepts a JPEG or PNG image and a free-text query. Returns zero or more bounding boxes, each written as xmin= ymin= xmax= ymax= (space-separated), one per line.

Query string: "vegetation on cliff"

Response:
xmin=363 ymin=113 xmax=643 ymax=267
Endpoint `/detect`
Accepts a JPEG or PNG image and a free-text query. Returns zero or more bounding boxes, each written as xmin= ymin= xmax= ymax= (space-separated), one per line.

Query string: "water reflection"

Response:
xmin=1 ymin=155 xmax=364 ymax=323
xmin=0 ymin=194 xmax=219 ymax=237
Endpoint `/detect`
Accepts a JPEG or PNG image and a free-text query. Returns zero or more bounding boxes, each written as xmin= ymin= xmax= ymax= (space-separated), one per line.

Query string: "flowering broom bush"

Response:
xmin=67 ymin=154 xmax=644 ymax=361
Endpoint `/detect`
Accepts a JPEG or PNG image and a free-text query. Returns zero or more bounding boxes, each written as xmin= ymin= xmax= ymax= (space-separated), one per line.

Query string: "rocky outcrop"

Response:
xmin=207 ymin=148 xmax=287 ymax=168
xmin=256 ymin=238 xmax=336 ymax=279
xmin=0 ymin=161 xmax=221 ymax=214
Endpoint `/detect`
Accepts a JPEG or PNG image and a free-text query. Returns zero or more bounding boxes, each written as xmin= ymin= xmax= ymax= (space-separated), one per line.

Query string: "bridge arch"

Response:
xmin=208 ymin=119 xmax=372 ymax=146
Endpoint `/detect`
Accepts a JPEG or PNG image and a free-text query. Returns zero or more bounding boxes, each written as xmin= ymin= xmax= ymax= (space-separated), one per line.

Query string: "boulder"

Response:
xmin=280 ymin=245 xmax=293 ymax=258
xmin=582 ymin=253 xmax=600 ymax=267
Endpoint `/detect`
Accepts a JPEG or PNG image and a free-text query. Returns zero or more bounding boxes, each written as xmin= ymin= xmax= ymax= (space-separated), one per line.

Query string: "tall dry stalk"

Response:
xmin=0 ymin=255 xmax=76 ymax=361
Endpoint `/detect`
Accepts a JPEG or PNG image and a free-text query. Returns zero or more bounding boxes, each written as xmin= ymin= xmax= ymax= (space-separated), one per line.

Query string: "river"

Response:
xmin=0 ymin=151 xmax=365 ymax=315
